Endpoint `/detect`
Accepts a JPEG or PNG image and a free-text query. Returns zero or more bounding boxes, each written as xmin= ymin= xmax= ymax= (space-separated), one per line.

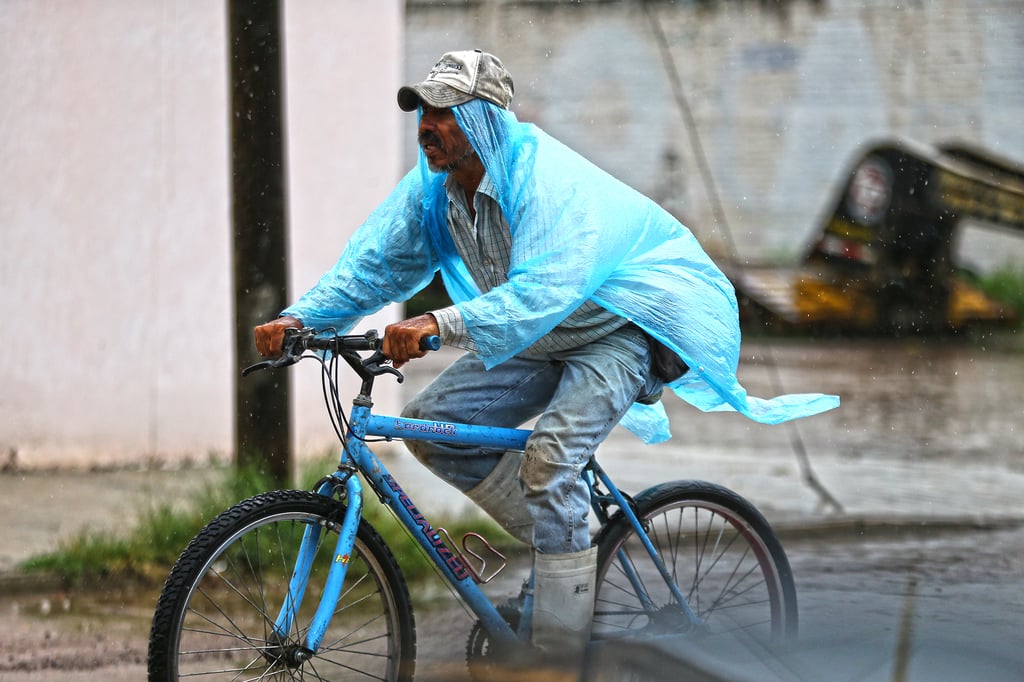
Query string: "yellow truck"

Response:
xmin=730 ymin=139 xmax=1024 ymax=334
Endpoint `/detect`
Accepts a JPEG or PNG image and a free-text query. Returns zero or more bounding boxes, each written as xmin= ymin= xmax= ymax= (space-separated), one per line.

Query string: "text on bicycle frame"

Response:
xmin=393 ymin=419 xmax=458 ymax=438
xmin=382 ymin=474 xmax=470 ymax=581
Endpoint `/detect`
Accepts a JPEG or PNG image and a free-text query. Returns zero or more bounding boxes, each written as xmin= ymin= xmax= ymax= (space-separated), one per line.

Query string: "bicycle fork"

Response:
xmin=271 ymin=473 xmax=363 ymax=658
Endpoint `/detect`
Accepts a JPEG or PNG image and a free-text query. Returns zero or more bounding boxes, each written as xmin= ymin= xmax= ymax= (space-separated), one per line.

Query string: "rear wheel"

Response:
xmin=592 ymin=480 xmax=797 ymax=645
xmin=148 ymin=489 xmax=416 ymax=681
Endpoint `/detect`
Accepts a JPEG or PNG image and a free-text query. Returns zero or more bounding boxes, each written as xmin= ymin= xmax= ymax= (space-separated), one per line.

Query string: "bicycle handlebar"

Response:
xmin=241 ymin=328 xmax=441 ymax=378
xmin=419 ymin=335 xmax=443 ymax=352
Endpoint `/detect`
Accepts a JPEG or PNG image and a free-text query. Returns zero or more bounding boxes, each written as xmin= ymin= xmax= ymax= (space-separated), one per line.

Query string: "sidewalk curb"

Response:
xmin=0 ymin=571 xmax=65 ymax=597
xmin=772 ymin=513 xmax=1024 ymax=542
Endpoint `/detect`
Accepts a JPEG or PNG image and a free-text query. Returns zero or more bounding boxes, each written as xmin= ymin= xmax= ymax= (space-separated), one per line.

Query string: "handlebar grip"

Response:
xmin=420 ymin=335 xmax=442 ymax=351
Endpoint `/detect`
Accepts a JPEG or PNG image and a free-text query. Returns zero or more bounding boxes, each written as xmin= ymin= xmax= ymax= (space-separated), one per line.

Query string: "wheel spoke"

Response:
xmin=593 ymin=483 xmax=797 ymax=646
xmin=148 ymin=491 xmax=416 ymax=681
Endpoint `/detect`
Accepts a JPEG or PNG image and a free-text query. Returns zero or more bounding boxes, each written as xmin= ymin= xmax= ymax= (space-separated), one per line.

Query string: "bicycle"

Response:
xmin=147 ymin=327 xmax=798 ymax=681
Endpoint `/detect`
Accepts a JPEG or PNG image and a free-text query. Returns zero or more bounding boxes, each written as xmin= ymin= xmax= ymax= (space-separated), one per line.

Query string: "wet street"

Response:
xmin=3 ymin=523 xmax=1021 ymax=681
xmin=1 ymin=334 xmax=1022 ymax=680
xmin=781 ymin=523 xmax=1024 ymax=681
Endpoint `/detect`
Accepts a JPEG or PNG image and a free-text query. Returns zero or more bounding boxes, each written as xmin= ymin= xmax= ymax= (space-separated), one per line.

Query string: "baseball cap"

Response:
xmin=397 ymin=49 xmax=514 ymax=111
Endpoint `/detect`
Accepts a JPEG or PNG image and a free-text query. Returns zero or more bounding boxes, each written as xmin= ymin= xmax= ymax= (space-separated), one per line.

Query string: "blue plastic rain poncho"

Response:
xmin=284 ymin=98 xmax=839 ymax=442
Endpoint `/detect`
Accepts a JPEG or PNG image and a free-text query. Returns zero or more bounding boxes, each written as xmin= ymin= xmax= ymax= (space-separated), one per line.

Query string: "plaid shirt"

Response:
xmin=431 ymin=173 xmax=627 ymax=355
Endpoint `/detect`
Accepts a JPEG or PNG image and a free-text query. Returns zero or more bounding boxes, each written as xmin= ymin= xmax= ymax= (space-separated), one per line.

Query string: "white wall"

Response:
xmin=283 ymin=1 xmax=405 ymax=460
xmin=0 ymin=1 xmax=404 ymax=469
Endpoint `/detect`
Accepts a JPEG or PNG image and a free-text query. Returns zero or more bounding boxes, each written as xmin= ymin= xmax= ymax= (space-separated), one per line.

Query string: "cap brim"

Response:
xmin=397 ymin=82 xmax=474 ymax=111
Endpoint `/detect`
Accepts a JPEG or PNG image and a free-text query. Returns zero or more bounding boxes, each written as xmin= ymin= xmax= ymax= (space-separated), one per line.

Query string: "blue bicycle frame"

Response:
xmin=275 ymin=402 xmax=699 ymax=655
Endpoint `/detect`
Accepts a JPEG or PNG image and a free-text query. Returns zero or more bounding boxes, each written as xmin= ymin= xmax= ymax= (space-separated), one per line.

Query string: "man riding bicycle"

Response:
xmin=255 ymin=49 xmax=838 ymax=664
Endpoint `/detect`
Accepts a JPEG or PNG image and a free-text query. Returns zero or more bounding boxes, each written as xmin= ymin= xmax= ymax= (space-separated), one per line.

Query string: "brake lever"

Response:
xmin=241 ymin=360 xmax=274 ymax=377
xmin=242 ymin=327 xmax=316 ymax=377
xmin=241 ymin=353 xmax=301 ymax=376
xmin=357 ymin=335 xmax=439 ymax=382
xmin=362 ymin=351 xmax=404 ymax=383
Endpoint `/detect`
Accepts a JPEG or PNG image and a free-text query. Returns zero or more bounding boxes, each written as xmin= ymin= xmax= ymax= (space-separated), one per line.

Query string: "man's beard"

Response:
xmin=439 ymin=146 xmax=476 ymax=172
xmin=419 ymin=131 xmax=475 ymax=172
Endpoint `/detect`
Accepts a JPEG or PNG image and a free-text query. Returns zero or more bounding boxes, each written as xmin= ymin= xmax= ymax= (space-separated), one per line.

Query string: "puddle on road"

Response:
xmin=683 ymin=336 xmax=1023 ymax=465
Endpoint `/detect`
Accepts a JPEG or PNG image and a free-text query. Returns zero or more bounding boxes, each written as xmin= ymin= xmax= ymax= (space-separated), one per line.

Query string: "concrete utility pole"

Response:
xmin=228 ymin=0 xmax=291 ymax=485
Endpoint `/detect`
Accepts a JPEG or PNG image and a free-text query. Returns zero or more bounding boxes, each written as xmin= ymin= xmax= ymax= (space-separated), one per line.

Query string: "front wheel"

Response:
xmin=147 ymin=489 xmax=416 ymax=681
xmin=592 ymin=480 xmax=797 ymax=645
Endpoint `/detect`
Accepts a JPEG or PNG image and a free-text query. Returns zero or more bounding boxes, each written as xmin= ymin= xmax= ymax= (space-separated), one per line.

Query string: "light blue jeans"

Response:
xmin=401 ymin=324 xmax=661 ymax=554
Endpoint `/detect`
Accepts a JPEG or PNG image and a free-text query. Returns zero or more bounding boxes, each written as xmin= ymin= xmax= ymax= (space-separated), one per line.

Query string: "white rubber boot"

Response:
xmin=465 ymin=451 xmax=534 ymax=544
xmin=531 ymin=546 xmax=598 ymax=659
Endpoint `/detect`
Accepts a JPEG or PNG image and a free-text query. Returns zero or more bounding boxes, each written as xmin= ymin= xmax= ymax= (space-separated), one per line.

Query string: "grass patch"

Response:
xmin=19 ymin=465 xmax=276 ymax=586
xmin=20 ymin=458 xmax=521 ymax=588
xmin=976 ymin=265 xmax=1024 ymax=320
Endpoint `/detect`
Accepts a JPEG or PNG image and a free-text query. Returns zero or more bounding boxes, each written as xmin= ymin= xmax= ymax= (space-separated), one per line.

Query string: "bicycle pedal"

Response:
xmin=437 ymin=528 xmax=508 ymax=584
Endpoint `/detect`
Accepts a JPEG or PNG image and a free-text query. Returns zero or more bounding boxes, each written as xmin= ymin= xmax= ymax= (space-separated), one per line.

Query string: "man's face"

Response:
xmin=417 ymin=103 xmax=474 ymax=172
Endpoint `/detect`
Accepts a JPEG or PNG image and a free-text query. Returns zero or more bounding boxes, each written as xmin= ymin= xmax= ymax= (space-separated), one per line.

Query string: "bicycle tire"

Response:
xmin=592 ymin=480 xmax=797 ymax=646
xmin=147 ymin=489 xmax=416 ymax=681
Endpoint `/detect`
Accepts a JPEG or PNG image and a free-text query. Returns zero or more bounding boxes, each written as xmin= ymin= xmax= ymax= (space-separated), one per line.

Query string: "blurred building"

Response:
xmin=406 ymin=0 xmax=1024 ymax=268
xmin=3 ymin=0 xmax=1022 ymax=468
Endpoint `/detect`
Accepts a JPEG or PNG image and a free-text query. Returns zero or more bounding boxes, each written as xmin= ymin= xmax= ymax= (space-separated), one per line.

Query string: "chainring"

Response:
xmin=465 ymin=600 xmax=522 ymax=681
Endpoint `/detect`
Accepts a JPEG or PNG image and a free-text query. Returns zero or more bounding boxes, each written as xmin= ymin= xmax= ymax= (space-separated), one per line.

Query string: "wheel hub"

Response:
xmin=261 ymin=637 xmax=314 ymax=669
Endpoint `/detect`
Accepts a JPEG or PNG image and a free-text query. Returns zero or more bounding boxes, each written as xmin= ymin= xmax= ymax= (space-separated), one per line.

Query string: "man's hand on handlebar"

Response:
xmin=383 ymin=314 xmax=440 ymax=368
xmin=254 ymin=316 xmax=302 ymax=358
